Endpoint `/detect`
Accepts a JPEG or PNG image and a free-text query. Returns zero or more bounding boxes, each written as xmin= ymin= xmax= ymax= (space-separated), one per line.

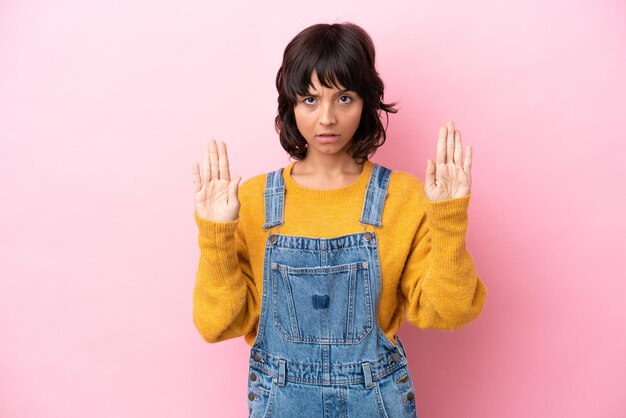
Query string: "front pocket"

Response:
xmin=271 ymin=260 xmax=373 ymax=344
xmin=377 ymin=366 xmax=418 ymax=418
xmin=247 ymin=366 xmax=276 ymax=418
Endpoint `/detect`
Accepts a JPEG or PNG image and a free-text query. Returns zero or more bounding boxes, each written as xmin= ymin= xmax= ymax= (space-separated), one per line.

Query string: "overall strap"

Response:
xmin=262 ymin=162 xmax=392 ymax=229
xmin=359 ymin=163 xmax=392 ymax=227
xmin=262 ymin=167 xmax=285 ymax=229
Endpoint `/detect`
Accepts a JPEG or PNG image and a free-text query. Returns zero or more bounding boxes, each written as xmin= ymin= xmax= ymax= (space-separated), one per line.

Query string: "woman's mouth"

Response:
xmin=317 ymin=134 xmax=339 ymax=143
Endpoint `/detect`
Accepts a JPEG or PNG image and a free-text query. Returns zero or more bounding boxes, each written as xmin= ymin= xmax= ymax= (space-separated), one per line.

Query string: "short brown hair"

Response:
xmin=275 ymin=22 xmax=398 ymax=163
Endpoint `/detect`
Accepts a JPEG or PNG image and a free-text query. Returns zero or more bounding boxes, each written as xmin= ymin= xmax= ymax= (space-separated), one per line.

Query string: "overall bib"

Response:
xmin=247 ymin=163 xmax=419 ymax=418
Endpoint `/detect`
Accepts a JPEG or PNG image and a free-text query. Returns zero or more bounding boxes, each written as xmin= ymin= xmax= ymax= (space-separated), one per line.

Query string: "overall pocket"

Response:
xmin=376 ymin=366 xmax=418 ymax=418
xmin=271 ymin=260 xmax=373 ymax=344
xmin=247 ymin=366 xmax=276 ymax=418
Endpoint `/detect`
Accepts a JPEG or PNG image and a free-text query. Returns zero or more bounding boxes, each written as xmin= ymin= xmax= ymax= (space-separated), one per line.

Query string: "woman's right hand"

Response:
xmin=192 ymin=139 xmax=242 ymax=222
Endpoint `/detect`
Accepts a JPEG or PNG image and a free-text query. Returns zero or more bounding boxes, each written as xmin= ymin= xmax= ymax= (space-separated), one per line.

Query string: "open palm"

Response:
xmin=424 ymin=120 xmax=472 ymax=201
xmin=192 ymin=139 xmax=242 ymax=221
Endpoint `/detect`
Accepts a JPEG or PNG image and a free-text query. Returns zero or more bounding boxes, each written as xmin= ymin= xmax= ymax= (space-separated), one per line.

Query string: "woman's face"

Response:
xmin=293 ymin=71 xmax=364 ymax=158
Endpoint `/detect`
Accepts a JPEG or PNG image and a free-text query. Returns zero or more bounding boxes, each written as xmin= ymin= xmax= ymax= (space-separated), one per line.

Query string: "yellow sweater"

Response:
xmin=193 ymin=159 xmax=487 ymax=346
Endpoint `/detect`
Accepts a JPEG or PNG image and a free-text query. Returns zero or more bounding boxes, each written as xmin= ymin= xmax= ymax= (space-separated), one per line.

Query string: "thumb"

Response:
xmin=229 ymin=176 xmax=242 ymax=201
xmin=424 ymin=159 xmax=436 ymax=188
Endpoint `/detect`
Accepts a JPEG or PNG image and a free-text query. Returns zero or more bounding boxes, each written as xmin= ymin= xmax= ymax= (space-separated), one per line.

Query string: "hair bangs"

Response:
xmin=312 ymin=46 xmax=357 ymax=92
xmin=285 ymin=39 xmax=359 ymax=101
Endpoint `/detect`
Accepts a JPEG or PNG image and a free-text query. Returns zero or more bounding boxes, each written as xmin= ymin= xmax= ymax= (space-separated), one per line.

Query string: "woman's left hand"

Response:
xmin=424 ymin=120 xmax=472 ymax=202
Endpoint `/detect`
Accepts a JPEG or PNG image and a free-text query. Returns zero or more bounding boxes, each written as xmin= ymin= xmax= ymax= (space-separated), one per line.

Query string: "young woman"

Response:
xmin=192 ymin=22 xmax=487 ymax=418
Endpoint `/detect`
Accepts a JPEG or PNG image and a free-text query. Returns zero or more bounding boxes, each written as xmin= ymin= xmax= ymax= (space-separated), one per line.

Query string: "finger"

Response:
xmin=203 ymin=142 xmax=211 ymax=183
xmin=436 ymin=126 xmax=446 ymax=164
xmin=192 ymin=162 xmax=203 ymax=192
xmin=446 ymin=120 xmax=455 ymax=164
xmin=208 ymin=139 xmax=219 ymax=180
xmin=464 ymin=145 xmax=472 ymax=173
xmin=217 ymin=141 xmax=231 ymax=181
xmin=425 ymin=158 xmax=436 ymax=188
xmin=454 ymin=129 xmax=463 ymax=166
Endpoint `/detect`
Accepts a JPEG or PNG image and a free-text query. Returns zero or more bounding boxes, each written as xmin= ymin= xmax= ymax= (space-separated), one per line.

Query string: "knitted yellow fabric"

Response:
xmin=193 ymin=159 xmax=487 ymax=346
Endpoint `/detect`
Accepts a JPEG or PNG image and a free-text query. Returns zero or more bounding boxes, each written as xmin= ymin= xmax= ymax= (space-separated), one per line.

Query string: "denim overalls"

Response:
xmin=247 ymin=163 xmax=419 ymax=418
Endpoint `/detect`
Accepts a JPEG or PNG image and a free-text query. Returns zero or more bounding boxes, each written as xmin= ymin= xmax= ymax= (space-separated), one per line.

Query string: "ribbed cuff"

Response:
xmin=424 ymin=193 xmax=471 ymax=235
xmin=423 ymin=194 xmax=472 ymax=269
xmin=194 ymin=212 xmax=242 ymax=287
xmin=194 ymin=211 xmax=239 ymax=238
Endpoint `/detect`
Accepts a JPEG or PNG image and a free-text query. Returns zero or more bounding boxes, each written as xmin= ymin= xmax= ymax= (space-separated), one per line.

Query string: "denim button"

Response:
xmin=363 ymin=232 xmax=373 ymax=240
xmin=253 ymin=353 xmax=265 ymax=363
xmin=248 ymin=392 xmax=255 ymax=401
xmin=269 ymin=234 xmax=278 ymax=244
xmin=362 ymin=261 xmax=368 ymax=268
xmin=249 ymin=372 xmax=257 ymax=381
xmin=406 ymin=391 xmax=415 ymax=401
xmin=386 ymin=352 xmax=401 ymax=364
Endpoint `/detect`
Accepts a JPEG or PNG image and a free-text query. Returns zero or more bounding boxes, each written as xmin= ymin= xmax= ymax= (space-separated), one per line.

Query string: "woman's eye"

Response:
xmin=303 ymin=97 xmax=315 ymax=104
xmin=339 ymin=95 xmax=353 ymax=103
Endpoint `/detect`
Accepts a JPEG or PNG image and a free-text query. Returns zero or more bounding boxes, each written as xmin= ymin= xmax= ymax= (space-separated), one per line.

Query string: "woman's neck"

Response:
xmin=290 ymin=154 xmax=366 ymax=190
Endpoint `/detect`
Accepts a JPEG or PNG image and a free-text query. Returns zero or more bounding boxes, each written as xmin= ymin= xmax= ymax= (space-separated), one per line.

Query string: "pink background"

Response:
xmin=1 ymin=0 xmax=625 ymax=417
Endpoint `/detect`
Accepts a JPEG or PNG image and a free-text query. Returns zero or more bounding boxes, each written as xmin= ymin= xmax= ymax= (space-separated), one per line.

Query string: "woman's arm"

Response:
xmin=400 ymin=193 xmax=487 ymax=330
xmin=399 ymin=120 xmax=487 ymax=329
xmin=191 ymin=139 xmax=258 ymax=343
xmin=192 ymin=213 xmax=259 ymax=343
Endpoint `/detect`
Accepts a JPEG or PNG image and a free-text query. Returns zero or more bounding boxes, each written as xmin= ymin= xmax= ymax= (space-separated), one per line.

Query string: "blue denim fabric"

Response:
xmin=248 ymin=163 xmax=419 ymax=418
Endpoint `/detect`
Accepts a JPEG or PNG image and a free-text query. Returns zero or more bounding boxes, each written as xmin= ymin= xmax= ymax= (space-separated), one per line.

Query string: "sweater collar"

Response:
xmin=282 ymin=159 xmax=373 ymax=201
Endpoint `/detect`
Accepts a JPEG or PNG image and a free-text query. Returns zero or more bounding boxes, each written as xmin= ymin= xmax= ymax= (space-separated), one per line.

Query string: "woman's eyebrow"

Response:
xmin=302 ymin=89 xmax=352 ymax=97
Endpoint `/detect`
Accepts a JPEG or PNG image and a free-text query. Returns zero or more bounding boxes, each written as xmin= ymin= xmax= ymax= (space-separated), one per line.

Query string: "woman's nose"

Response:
xmin=319 ymin=103 xmax=337 ymax=125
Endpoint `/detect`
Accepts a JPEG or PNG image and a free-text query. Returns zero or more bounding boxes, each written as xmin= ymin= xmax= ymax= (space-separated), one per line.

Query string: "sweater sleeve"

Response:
xmin=192 ymin=211 xmax=260 ymax=343
xmin=399 ymin=192 xmax=487 ymax=330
